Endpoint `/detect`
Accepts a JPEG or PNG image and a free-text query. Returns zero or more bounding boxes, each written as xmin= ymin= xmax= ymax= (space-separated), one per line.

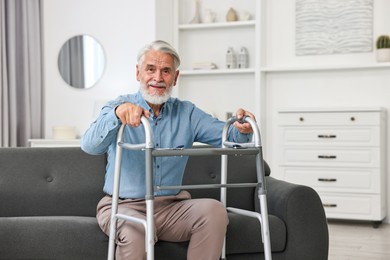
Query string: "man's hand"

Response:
xmin=233 ymin=108 xmax=256 ymax=134
xmin=115 ymin=103 xmax=150 ymax=127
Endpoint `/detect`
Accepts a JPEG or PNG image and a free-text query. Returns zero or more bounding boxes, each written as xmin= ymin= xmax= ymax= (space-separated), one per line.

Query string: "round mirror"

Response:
xmin=58 ymin=35 xmax=105 ymax=89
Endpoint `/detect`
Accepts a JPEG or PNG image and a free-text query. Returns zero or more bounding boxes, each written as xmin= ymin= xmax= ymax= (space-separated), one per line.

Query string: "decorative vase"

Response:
xmin=203 ymin=9 xmax=216 ymax=23
xmin=376 ymin=49 xmax=390 ymax=62
xmin=226 ymin=47 xmax=236 ymax=69
xmin=189 ymin=0 xmax=202 ymax=24
xmin=239 ymin=10 xmax=252 ymax=21
xmin=238 ymin=47 xmax=248 ymax=69
xmin=226 ymin=8 xmax=237 ymax=22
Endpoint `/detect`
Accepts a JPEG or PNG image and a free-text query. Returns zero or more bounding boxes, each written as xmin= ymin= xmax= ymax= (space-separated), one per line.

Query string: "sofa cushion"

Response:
xmin=154 ymin=214 xmax=286 ymax=259
xmin=226 ymin=213 xmax=286 ymax=254
xmin=154 ymin=213 xmax=286 ymax=259
xmin=0 ymin=216 xmax=108 ymax=260
xmin=0 ymin=147 xmax=106 ymax=217
xmin=155 ymin=241 xmax=188 ymax=259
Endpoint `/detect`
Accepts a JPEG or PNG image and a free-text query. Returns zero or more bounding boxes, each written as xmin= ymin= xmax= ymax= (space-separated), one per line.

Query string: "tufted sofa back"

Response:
xmin=183 ymin=154 xmax=270 ymax=211
xmin=0 ymin=147 xmax=269 ymax=217
xmin=0 ymin=147 xmax=106 ymax=217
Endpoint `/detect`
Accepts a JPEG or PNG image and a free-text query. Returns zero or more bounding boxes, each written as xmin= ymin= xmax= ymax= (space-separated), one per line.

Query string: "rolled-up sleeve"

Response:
xmin=81 ymin=107 xmax=121 ymax=155
xmin=190 ymin=104 xmax=253 ymax=146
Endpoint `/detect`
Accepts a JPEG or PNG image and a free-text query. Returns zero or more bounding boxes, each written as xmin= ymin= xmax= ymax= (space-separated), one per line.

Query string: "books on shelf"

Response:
xmin=191 ymin=62 xmax=218 ymax=70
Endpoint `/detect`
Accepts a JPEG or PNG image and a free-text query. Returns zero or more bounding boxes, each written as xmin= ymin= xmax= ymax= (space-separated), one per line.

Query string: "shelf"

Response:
xmin=261 ymin=63 xmax=390 ymax=72
xmin=180 ymin=63 xmax=390 ymax=75
xmin=179 ymin=68 xmax=255 ymax=75
xmin=178 ymin=20 xmax=256 ymax=30
xmin=174 ymin=0 xmax=263 ymax=123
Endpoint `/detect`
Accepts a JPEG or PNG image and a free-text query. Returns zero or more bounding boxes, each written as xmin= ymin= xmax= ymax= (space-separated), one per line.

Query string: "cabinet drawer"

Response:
xmin=279 ymin=111 xmax=382 ymax=126
xmin=279 ymin=127 xmax=379 ymax=146
xmin=281 ymin=147 xmax=379 ymax=167
xmin=319 ymin=194 xmax=384 ymax=220
xmin=283 ymin=167 xmax=379 ymax=193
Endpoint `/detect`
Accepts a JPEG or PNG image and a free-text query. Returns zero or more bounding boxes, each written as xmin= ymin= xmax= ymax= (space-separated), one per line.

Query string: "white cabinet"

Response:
xmin=173 ymin=0 xmax=266 ymax=124
xmin=278 ymin=108 xmax=387 ymax=226
xmin=28 ymin=139 xmax=81 ymax=147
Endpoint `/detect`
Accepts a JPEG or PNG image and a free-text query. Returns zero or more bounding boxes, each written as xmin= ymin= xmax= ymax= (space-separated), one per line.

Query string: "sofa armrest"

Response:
xmin=261 ymin=176 xmax=329 ymax=259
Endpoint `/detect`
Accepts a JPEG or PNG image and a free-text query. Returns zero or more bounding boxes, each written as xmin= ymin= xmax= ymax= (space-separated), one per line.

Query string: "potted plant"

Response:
xmin=376 ymin=35 xmax=390 ymax=62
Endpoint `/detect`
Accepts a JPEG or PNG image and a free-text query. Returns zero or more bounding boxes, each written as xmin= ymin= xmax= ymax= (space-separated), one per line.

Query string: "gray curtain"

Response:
xmin=0 ymin=0 xmax=43 ymax=147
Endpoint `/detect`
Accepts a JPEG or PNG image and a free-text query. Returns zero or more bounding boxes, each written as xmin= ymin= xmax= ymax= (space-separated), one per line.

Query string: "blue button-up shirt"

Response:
xmin=81 ymin=91 xmax=252 ymax=199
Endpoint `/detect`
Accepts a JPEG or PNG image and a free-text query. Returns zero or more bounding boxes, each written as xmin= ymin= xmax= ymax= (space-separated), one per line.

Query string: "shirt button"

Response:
xmin=157 ymin=165 xmax=160 ymax=169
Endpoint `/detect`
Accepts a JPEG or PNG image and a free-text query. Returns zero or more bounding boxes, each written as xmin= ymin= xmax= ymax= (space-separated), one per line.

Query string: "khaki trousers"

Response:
xmin=97 ymin=191 xmax=229 ymax=260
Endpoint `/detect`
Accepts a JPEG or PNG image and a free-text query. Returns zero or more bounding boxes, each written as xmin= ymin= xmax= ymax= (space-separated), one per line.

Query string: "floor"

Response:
xmin=328 ymin=220 xmax=390 ymax=260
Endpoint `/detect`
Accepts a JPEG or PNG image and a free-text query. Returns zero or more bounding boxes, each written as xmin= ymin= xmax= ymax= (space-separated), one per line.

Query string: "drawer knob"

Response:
xmin=318 ymin=134 xmax=336 ymax=139
xmin=350 ymin=116 xmax=355 ymax=121
xmin=299 ymin=117 xmax=304 ymax=122
xmin=318 ymin=178 xmax=337 ymax=182
xmin=323 ymin=204 xmax=337 ymax=208
xmin=318 ymin=155 xmax=337 ymax=159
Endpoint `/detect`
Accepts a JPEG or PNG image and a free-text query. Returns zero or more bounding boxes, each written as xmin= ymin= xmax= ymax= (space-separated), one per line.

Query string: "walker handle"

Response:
xmin=222 ymin=116 xmax=262 ymax=148
xmin=116 ymin=116 xmax=153 ymax=149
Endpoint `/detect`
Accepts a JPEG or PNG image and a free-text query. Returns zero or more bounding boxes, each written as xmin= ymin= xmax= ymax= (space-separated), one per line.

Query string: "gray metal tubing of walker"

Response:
xmin=107 ymin=116 xmax=272 ymax=260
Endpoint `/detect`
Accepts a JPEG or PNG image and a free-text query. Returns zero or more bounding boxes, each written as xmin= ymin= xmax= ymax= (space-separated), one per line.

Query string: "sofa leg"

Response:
xmin=372 ymin=221 xmax=382 ymax=228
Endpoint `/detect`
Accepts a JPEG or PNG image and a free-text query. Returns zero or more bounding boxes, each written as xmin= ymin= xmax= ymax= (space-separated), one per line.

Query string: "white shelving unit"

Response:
xmin=172 ymin=0 xmax=266 ymax=128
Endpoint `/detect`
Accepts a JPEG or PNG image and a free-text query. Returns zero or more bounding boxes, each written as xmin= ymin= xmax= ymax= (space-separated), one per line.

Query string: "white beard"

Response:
xmin=140 ymin=81 xmax=173 ymax=105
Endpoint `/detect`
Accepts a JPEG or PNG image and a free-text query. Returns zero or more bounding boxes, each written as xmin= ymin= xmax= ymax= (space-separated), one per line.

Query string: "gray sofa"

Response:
xmin=0 ymin=147 xmax=329 ymax=260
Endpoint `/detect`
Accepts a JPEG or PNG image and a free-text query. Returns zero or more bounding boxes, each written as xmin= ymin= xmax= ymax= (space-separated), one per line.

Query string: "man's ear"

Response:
xmin=173 ymin=70 xmax=180 ymax=86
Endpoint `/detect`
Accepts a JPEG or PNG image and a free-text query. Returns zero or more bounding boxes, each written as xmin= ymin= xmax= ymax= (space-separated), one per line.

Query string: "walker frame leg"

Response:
xmin=107 ymin=118 xmax=155 ymax=260
xmin=108 ymin=116 xmax=272 ymax=260
xmin=220 ymin=117 xmax=272 ymax=260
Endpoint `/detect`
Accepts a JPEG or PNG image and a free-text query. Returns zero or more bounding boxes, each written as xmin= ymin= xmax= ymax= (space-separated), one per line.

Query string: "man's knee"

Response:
xmin=116 ymin=223 xmax=146 ymax=259
xmin=195 ymin=199 xmax=229 ymax=228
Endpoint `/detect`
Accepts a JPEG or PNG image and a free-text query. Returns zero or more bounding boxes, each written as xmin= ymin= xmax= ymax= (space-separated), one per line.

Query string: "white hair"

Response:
xmin=137 ymin=40 xmax=181 ymax=71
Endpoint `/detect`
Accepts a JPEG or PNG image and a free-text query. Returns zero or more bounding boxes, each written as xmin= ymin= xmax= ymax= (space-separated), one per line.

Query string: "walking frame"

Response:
xmin=107 ymin=116 xmax=272 ymax=260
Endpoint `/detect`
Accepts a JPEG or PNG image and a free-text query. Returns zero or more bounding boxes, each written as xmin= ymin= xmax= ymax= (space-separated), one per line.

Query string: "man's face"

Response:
xmin=137 ymin=50 xmax=179 ymax=105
